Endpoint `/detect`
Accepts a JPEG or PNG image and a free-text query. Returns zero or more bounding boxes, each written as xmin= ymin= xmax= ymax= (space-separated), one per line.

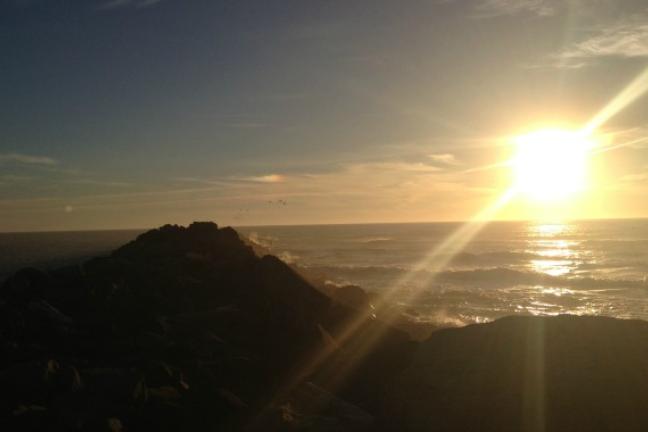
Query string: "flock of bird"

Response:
xmin=231 ymin=199 xmax=288 ymax=221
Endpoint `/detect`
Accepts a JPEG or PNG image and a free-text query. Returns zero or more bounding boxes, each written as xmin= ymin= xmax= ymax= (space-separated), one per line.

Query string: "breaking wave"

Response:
xmin=303 ymin=264 xmax=647 ymax=291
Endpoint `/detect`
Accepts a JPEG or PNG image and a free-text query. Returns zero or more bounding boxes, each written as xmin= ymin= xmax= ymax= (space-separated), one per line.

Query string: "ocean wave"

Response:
xmin=350 ymin=237 xmax=393 ymax=244
xmin=302 ymin=263 xmax=647 ymax=291
xmin=278 ymin=251 xmax=300 ymax=264
xmin=435 ymin=267 xmax=647 ymax=290
xmin=302 ymin=264 xmax=413 ymax=278
xmin=450 ymin=251 xmax=544 ymax=266
xmin=245 ymin=231 xmax=277 ymax=249
xmin=301 ymin=250 xmax=548 ymax=274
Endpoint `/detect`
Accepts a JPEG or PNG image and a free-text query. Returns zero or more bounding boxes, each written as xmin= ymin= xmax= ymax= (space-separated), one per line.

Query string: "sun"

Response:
xmin=512 ymin=129 xmax=594 ymax=201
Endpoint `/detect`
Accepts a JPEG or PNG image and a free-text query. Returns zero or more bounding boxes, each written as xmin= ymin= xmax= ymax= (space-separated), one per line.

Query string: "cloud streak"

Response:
xmin=547 ymin=11 xmax=648 ymax=68
xmin=176 ymin=174 xmax=287 ymax=185
xmin=561 ymin=23 xmax=648 ymax=61
xmin=0 ymin=159 xmax=483 ymax=221
xmin=471 ymin=0 xmax=556 ymax=18
xmin=0 ymin=153 xmax=57 ymax=166
xmin=63 ymin=179 xmax=132 ymax=187
xmin=99 ymin=0 xmax=164 ymax=10
xmin=240 ymin=174 xmax=285 ymax=183
xmin=428 ymin=153 xmax=460 ymax=166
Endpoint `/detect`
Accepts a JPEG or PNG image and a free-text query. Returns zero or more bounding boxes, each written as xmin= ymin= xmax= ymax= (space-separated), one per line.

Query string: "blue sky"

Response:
xmin=3 ymin=0 xmax=648 ymax=230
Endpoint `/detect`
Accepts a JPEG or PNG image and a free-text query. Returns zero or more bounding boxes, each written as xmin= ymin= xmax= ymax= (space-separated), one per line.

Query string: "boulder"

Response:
xmin=387 ymin=315 xmax=648 ymax=432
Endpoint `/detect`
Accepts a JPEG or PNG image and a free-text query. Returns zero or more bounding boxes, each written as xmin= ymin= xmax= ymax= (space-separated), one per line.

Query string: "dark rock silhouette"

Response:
xmin=388 ymin=315 xmax=648 ymax=432
xmin=331 ymin=285 xmax=371 ymax=310
xmin=0 ymin=222 xmax=411 ymax=431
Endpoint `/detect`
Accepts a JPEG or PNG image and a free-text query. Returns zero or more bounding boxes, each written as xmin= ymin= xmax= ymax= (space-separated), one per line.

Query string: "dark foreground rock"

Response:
xmin=388 ymin=315 xmax=648 ymax=432
xmin=0 ymin=222 xmax=412 ymax=431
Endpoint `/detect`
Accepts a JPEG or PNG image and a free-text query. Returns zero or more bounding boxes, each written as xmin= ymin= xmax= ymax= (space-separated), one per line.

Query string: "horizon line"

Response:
xmin=2 ymin=215 xmax=648 ymax=234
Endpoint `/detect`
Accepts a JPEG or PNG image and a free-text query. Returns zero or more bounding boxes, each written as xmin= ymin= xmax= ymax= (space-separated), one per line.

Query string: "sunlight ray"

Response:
xmin=387 ymin=187 xmax=516 ymax=299
xmin=462 ymin=159 xmax=512 ymax=174
xmin=592 ymin=136 xmax=648 ymax=155
xmin=583 ymin=66 xmax=648 ymax=134
xmin=269 ymin=188 xmax=517 ymax=403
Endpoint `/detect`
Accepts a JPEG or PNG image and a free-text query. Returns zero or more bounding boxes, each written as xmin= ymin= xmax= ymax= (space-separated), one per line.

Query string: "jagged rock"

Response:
xmin=254 ymin=382 xmax=373 ymax=432
xmin=28 ymin=300 xmax=73 ymax=326
xmin=143 ymin=361 xmax=175 ymax=387
xmin=107 ymin=417 xmax=123 ymax=432
xmin=291 ymin=382 xmax=374 ymax=429
xmin=1 ymin=268 xmax=53 ymax=303
xmin=148 ymin=386 xmax=181 ymax=401
xmin=0 ymin=222 xmax=406 ymax=431
xmin=332 ymin=285 xmax=370 ymax=310
xmin=216 ymin=388 xmax=247 ymax=410
xmin=387 ymin=315 xmax=648 ymax=432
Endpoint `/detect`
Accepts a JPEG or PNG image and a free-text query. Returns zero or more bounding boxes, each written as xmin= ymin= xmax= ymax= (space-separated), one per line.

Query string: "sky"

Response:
xmin=3 ymin=0 xmax=648 ymax=231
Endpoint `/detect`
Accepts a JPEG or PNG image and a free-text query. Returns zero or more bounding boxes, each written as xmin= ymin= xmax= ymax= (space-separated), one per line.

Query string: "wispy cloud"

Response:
xmin=537 ymin=10 xmax=648 ymax=68
xmin=471 ymin=0 xmax=556 ymax=18
xmin=620 ymin=172 xmax=648 ymax=183
xmin=227 ymin=122 xmax=269 ymax=129
xmin=99 ymin=0 xmax=164 ymax=11
xmin=347 ymin=162 xmax=441 ymax=174
xmin=613 ymin=168 xmax=648 ymax=192
xmin=239 ymin=174 xmax=286 ymax=183
xmin=428 ymin=153 xmax=460 ymax=166
xmin=135 ymin=0 xmax=163 ymax=8
xmin=0 ymin=174 xmax=33 ymax=183
xmin=63 ymin=179 xmax=132 ymax=187
xmin=0 ymin=153 xmax=57 ymax=166
xmin=174 ymin=177 xmax=225 ymax=186
xmin=175 ymin=174 xmax=287 ymax=186
xmin=559 ymin=22 xmax=648 ymax=64
xmin=99 ymin=0 xmax=129 ymax=9
xmin=598 ymin=127 xmax=648 ymax=151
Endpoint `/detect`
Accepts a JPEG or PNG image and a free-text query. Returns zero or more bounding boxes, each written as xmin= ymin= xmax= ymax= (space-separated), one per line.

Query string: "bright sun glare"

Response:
xmin=512 ymin=129 xmax=595 ymax=201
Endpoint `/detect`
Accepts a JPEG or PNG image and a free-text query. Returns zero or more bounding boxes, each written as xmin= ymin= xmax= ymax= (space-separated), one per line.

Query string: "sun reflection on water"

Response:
xmin=539 ymin=287 xmax=575 ymax=297
xmin=526 ymin=222 xmax=581 ymax=277
xmin=530 ymin=259 xmax=574 ymax=276
xmin=531 ymin=223 xmax=568 ymax=236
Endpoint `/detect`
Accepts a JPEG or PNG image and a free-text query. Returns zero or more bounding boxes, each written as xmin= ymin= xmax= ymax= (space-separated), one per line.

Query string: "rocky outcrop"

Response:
xmin=387 ymin=315 xmax=648 ymax=432
xmin=0 ymin=222 xmax=411 ymax=431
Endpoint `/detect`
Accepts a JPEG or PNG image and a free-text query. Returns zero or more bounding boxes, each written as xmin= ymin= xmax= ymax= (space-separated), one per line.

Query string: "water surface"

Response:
xmin=238 ymin=219 xmax=648 ymax=325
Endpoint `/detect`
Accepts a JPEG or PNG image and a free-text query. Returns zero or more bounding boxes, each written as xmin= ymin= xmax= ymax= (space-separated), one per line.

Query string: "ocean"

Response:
xmin=2 ymin=219 xmax=648 ymax=326
xmin=237 ymin=219 xmax=648 ymax=326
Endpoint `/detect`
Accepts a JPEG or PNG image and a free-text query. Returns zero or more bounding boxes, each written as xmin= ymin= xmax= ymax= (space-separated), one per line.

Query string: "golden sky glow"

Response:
xmin=4 ymin=2 xmax=648 ymax=231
